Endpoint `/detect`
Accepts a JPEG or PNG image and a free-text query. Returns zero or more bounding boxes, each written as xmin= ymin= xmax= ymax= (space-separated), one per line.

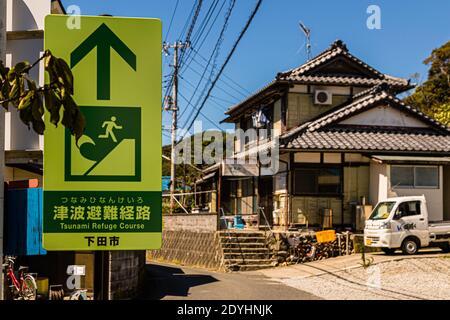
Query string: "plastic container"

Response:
xmin=36 ymin=277 xmax=49 ymax=297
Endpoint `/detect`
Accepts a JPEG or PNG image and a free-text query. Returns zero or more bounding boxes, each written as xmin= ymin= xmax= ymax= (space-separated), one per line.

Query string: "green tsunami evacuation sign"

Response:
xmin=43 ymin=15 xmax=162 ymax=250
xmin=65 ymin=106 xmax=141 ymax=181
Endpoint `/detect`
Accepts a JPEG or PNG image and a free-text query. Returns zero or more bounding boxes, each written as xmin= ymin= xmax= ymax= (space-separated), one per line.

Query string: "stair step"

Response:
xmin=218 ymin=231 xmax=265 ymax=238
xmin=221 ymin=242 xmax=266 ymax=249
xmin=222 ymin=247 xmax=269 ymax=253
xmin=223 ymin=259 xmax=275 ymax=266
xmin=223 ymin=253 xmax=271 ymax=260
xmin=220 ymin=237 xmax=266 ymax=243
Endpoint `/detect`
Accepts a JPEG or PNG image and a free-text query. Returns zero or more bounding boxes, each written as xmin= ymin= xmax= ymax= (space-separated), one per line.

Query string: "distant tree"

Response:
xmin=0 ymin=50 xmax=85 ymax=140
xmin=404 ymin=40 xmax=450 ymax=125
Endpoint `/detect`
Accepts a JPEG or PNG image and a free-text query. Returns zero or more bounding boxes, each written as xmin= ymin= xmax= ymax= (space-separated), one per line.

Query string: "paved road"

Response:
xmin=256 ymin=248 xmax=448 ymax=279
xmin=141 ymin=262 xmax=319 ymax=300
xmin=254 ymin=249 xmax=450 ymax=300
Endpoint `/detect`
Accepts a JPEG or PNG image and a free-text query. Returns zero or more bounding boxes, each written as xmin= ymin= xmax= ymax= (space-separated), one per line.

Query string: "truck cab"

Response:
xmin=364 ymin=195 xmax=432 ymax=254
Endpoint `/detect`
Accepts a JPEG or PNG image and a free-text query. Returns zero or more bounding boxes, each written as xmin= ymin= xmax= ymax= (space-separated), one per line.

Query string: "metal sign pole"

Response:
xmin=0 ymin=0 xmax=7 ymax=301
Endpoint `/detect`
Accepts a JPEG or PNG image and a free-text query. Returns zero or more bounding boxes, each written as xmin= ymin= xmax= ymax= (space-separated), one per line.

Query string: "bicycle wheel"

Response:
xmin=21 ymin=275 xmax=37 ymax=300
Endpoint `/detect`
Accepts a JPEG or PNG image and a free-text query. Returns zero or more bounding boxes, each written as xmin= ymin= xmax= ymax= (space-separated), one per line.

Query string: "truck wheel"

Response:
xmin=382 ymin=248 xmax=396 ymax=255
xmin=402 ymin=238 xmax=419 ymax=255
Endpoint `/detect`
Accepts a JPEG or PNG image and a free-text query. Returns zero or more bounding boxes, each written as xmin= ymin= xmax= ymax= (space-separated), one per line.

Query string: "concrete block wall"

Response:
xmin=108 ymin=250 xmax=146 ymax=300
xmin=148 ymin=230 xmax=223 ymax=270
xmin=162 ymin=214 xmax=218 ymax=232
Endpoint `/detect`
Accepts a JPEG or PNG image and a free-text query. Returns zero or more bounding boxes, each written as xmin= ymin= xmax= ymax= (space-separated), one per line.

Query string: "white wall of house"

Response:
xmin=273 ymin=98 xmax=282 ymax=135
xmin=4 ymin=0 xmax=49 ymax=151
xmin=388 ymin=165 xmax=443 ymax=222
xmin=340 ymin=105 xmax=429 ymax=128
xmin=6 ymin=0 xmax=49 ymax=31
xmin=370 ymin=162 xmax=444 ymax=221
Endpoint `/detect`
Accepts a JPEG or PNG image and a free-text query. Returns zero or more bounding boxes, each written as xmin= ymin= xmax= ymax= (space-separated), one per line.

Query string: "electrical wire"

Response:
xmin=164 ymin=0 xmax=180 ymax=43
xmin=181 ymin=0 xmax=264 ymax=140
xmin=178 ymin=91 xmax=224 ymax=131
xmin=191 ymin=47 xmax=252 ymax=95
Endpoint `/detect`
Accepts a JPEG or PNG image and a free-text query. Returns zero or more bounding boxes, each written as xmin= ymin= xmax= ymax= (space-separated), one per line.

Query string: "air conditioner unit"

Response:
xmin=314 ymin=90 xmax=332 ymax=105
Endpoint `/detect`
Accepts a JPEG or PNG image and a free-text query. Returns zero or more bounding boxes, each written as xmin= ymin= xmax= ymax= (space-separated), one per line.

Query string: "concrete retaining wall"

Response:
xmin=163 ymin=214 xmax=218 ymax=232
xmin=108 ymin=251 xmax=146 ymax=300
xmin=148 ymin=230 xmax=223 ymax=270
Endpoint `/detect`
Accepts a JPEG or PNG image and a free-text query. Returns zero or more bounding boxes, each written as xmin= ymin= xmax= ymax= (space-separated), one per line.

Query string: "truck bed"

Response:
xmin=429 ymin=221 xmax=450 ymax=235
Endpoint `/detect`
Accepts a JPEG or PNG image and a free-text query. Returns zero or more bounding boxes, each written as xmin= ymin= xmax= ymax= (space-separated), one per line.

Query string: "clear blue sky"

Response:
xmin=61 ymin=0 xmax=450 ymax=144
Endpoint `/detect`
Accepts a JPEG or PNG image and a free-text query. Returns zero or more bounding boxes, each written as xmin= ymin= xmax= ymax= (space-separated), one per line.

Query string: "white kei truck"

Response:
xmin=364 ymin=195 xmax=450 ymax=255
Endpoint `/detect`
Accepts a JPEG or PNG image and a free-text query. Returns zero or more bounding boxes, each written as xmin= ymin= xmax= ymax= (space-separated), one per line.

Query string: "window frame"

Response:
xmin=391 ymin=165 xmax=439 ymax=189
xmin=394 ymin=200 xmax=422 ymax=218
xmin=292 ymin=166 xmax=343 ymax=197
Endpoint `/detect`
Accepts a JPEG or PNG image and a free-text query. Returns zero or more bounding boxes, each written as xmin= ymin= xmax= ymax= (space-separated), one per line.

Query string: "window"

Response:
xmin=395 ymin=201 xmax=421 ymax=218
xmin=415 ymin=167 xmax=439 ymax=188
xmin=293 ymin=167 xmax=341 ymax=195
xmin=391 ymin=166 xmax=439 ymax=189
xmin=369 ymin=201 xmax=396 ymax=220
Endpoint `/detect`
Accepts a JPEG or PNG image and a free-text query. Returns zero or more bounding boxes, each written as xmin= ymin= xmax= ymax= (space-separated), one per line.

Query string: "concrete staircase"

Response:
xmin=218 ymin=230 xmax=276 ymax=271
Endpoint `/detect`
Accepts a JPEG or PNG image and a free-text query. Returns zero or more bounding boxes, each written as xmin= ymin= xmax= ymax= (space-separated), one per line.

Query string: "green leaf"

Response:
xmin=18 ymin=76 xmax=25 ymax=97
xmin=18 ymin=90 xmax=34 ymax=110
xmin=19 ymin=107 xmax=33 ymax=128
xmin=44 ymin=51 xmax=53 ymax=69
xmin=31 ymin=94 xmax=44 ymax=121
xmin=26 ymin=78 xmax=37 ymax=91
xmin=0 ymin=81 xmax=10 ymax=110
xmin=0 ymin=61 xmax=9 ymax=80
xmin=50 ymin=102 xmax=62 ymax=126
xmin=14 ymin=61 xmax=31 ymax=74
xmin=32 ymin=118 xmax=46 ymax=135
xmin=56 ymin=58 xmax=74 ymax=95
xmin=9 ymin=78 xmax=18 ymax=100
xmin=44 ymin=88 xmax=62 ymax=126
xmin=7 ymin=67 xmax=16 ymax=82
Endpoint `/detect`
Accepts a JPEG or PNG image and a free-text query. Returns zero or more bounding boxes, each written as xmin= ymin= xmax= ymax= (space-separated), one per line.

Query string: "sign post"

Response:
xmin=43 ymin=15 xmax=162 ymax=250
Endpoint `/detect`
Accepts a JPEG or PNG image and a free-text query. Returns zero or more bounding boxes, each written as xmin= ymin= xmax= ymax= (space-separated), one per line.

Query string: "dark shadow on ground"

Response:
xmin=139 ymin=263 xmax=219 ymax=300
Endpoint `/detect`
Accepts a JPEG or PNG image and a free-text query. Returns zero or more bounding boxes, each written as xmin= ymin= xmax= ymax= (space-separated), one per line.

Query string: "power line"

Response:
xmin=190 ymin=55 xmax=248 ymax=98
xmin=190 ymin=47 xmax=252 ymax=95
xmin=179 ymin=0 xmax=224 ymax=72
xmin=178 ymin=91 xmax=224 ymax=131
xmin=180 ymin=0 xmax=240 ymax=126
xmin=164 ymin=0 xmax=223 ymax=112
xmin=162 ymin=0 xmax=199 ymax=109
xmin=210 ymin=95 xmax=236 ymax=105
xmin=186 ymin=0 xmax=237 ymax=124
xmin=178 ymin=75 xmax=229 ymax=116
xmin=181 ymin=0 xmax=264 ymax=138
xmin=184 ymin=0 xmax=204 ymax=45
xmin=164 ymin=0 xmax=180 ymax=43
xmin=184 ymin=63 xmax=241 ymax=102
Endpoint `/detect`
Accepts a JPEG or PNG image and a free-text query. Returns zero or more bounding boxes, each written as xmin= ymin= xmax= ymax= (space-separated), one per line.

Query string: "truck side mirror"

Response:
xmin=393 ymin=212 xmax=401 ymax=220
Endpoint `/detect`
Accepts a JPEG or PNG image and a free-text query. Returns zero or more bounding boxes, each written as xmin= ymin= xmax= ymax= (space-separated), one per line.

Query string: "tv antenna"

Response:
xmin=299 ymin=21 xmax=312 ymax=61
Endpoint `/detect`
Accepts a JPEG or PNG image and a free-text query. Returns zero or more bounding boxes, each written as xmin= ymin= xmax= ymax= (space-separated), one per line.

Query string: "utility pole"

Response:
xmin=163 ymin=41 xmax=190 ymax=214
xmin=0 ymin=0 xmax=7 ymax=301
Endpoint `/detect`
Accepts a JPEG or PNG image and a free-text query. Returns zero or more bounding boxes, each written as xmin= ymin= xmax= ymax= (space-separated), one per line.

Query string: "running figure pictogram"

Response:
xmin=98 ymin=116 xmax=122 ymax=143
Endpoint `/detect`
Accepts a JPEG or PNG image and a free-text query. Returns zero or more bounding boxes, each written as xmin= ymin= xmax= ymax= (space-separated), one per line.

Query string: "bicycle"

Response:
xmin=2 ymin=256 xmax=37 ymax=300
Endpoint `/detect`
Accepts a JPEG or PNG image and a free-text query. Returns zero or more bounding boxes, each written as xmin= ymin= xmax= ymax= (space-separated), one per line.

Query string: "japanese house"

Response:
xmin=198 ymin=40 xmax=450 ymax=231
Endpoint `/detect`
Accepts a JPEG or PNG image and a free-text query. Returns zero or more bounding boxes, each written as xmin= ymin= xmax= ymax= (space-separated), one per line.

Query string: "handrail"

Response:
xmin=162 ymin=190 xmax=216 ymax=197
xmin=258 ymin=206 xmax=275 ymax=240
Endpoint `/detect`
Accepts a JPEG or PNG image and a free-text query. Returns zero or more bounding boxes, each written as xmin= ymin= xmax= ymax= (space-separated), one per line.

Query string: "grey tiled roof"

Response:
xmin=224 ymin=40 xmax=411 ymax=121
xmin=281 ymin=129 xmax=450 ymax=152
xmin=304 ymin=87 xmax=448 ymax=132
xmin=276 ymin=75 xmax=407 ymax=87
xmin=276 ymin=40 xmax=410 ymax=88
xmin=280 ymin=86 xmax=450 ymax=153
